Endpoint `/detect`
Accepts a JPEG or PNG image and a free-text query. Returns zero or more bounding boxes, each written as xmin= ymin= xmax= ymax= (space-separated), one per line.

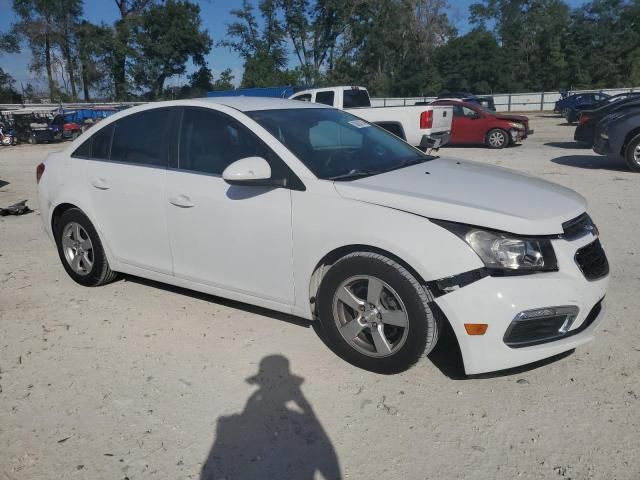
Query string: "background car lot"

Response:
xmin=1 ymin=114 xmax=639 ymax=479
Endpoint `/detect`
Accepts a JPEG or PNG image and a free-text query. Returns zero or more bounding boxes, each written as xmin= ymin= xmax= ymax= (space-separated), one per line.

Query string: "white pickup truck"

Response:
xmin=289 ymin=86 xmax=452 ymax=150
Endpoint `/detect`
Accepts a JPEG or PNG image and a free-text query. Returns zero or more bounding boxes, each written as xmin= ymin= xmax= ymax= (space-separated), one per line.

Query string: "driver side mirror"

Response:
xmin=222 ymin=156 xmax=272 ymax=186
xmin=471 ymin=112 xmax=481 ymax=119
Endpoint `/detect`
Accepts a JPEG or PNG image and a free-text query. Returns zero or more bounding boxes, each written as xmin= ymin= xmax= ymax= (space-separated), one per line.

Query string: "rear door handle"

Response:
xmin=169 ymin=194 xmax=195 ymax=208
xmin=91 ymin=178 xmax=110 ymax=190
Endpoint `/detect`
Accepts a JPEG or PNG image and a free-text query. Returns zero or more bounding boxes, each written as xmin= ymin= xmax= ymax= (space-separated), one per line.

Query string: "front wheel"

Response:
xmin=486 ymin=128 xmax=509 ymax=149
xmin=624 ymin=133 xmax=640 ymax=172
xmin=316 ymin=252 xmax=439 ymax=374
xmin=54 ymin=208 xmax=118 ymax=287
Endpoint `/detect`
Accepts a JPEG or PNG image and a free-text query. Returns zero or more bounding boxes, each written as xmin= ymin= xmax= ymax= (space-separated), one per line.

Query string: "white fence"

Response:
xmin=371 ymin=87 xmax=640 ymax=112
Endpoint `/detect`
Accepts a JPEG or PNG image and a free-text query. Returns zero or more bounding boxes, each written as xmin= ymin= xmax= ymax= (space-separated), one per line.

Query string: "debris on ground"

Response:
xmin=0 ymin=200 xmax=32 ymax=216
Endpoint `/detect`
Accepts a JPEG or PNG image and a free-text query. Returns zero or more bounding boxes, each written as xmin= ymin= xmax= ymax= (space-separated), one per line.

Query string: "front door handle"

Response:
xmin=91 ymin=178 xmax=110 ymax=190
xmin=169 ymin=195 xmax=195 ymax=208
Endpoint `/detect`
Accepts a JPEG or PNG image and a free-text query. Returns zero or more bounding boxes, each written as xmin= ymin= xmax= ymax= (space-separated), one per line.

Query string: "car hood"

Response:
xmin=334 ymin=158 xmax=586 ymax=235
xmin=494 ymin=113 xmax=529 ymax=123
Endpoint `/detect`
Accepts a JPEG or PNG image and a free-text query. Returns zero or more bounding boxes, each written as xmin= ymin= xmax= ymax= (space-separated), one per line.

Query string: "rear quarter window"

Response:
xmin=71 ymin=123 xmax=114 ymax=160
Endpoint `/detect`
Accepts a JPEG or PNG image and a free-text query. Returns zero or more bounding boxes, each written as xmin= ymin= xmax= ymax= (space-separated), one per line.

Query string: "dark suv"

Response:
xmin=593 ymin=105 xmax=640 ymax=171
xmin=575 ymin=96 xmax=640 ymax=145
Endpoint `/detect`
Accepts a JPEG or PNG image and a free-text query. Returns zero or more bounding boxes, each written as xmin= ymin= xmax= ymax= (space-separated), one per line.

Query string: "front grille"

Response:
xmin=575 ymin=239 xmax=609 ymax=280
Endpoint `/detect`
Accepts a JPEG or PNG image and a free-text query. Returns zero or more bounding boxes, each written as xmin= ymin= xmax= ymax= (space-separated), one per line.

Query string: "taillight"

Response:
xmin=579 ymin=115 xmax=590 ymax=124
xmin=420 ymin=110 xmax=433 ymax=129
xmin=36 ymin=163 xmax=45 ymax=184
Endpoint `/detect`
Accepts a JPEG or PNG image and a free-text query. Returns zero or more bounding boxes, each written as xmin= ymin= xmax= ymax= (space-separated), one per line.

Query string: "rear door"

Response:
xmin=83 ymin=108 xmax=174 ymax=274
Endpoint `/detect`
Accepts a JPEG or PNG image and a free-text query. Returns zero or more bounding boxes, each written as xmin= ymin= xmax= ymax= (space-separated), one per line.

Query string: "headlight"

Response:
xmin=509 ymin=122 xmax=524 ymax=130
xmin=434 ymin=221 xmax=558 ymax=273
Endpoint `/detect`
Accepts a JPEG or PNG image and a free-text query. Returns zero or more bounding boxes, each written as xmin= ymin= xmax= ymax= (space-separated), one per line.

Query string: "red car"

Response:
xmin=431 ymin=100 xmax=533 ymax=149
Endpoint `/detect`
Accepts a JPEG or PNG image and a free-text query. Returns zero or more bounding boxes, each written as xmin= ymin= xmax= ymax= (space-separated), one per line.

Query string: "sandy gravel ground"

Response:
xmin=1 ymin=115 xmax=639 ymax=480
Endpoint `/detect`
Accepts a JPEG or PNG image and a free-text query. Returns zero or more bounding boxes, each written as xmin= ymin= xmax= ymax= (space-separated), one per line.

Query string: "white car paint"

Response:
xmin=290 ymin=86 xmax=452 ymax=150
xmin=38 ymin=97 xmax=609 ymax=374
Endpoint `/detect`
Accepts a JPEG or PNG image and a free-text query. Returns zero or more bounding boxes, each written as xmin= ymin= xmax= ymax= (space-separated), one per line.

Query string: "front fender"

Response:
xmin=290 ymin=182 xmax=482 ymax=318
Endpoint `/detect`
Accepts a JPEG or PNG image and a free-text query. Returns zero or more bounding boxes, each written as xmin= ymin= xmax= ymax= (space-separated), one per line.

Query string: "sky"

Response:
xmin=0 ymin=0 xmax=587 ymax=90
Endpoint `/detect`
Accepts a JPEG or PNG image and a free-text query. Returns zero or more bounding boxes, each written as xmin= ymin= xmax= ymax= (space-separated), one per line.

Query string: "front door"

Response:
xmin=450 ymin=104 xmax=484 ymax=144
xmin=165 ymin=107 xmax=295 ymax=304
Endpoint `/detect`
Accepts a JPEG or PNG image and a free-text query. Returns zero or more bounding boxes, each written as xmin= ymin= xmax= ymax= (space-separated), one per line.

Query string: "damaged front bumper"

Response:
xmin=429 ymin=233 xmax=609 ymax=374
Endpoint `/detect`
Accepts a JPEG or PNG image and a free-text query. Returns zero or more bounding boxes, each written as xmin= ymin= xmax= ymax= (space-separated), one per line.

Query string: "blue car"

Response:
xmin=554 ymin=92 xmax=610 ymax=116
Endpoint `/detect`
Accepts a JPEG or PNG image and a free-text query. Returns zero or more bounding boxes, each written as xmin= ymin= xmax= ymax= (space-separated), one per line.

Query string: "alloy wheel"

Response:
xmin=332 ymin=275 xmax=409 ymax=358
xmin=61 ymin=222 xmax=94 ymax=276
xmin=489 ymin=131 xmax=506 ymax=148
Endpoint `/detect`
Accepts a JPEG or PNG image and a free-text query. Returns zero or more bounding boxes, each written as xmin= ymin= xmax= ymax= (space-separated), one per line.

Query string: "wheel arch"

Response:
xmin=51 ymin=202 xmax=80 ymax=232
xmin=49 ymin=201 xmax=118 ymax=270
xmin=621 ymin=127 xmax=640 ymax=156
xmin=308 ymin=244 xmax=429 ymax=318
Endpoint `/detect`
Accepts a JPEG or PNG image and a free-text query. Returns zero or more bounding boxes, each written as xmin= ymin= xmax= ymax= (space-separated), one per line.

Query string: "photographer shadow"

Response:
xmin=201 ymin=355 xmax=341 ymax=480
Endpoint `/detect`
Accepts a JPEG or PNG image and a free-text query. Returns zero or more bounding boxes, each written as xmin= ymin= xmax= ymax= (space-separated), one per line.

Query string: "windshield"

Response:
xmin=246 ymin=108 xmax=432 ymax=180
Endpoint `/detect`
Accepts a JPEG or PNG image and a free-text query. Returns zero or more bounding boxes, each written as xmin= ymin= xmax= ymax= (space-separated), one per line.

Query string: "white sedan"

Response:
xmin=36 ymin=98 xmax=609 ymax=375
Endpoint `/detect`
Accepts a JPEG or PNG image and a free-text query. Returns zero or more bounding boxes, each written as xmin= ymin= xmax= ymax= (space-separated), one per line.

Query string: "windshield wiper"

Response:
xmin=328 ymin=168 xmax=381 ymax=181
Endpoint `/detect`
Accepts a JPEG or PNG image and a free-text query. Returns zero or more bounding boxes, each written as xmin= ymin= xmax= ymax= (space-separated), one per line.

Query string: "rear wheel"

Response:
xmin=54 ymin=208 xmax=118 ymax=287
xmin=316 ymin=252 xmax=439 ymax=374
xmin=485 ymin=128 xmax=509 ymax=149
xmin=624 ymin=133 xmax=640 ymax=172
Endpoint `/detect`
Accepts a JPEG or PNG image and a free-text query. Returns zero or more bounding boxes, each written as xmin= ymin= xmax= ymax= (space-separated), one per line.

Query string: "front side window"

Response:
xmin=110 ymin=109 xmax=169 ymax=166
xmin=315 ymin=91 xmax=335 ymax=106
xmin=246 ymin=108 xmax=432 ymax=180
xmin=462 ymin=106 xmax=478 ymax=117
xmin=179 ymin=108 xmax=276 ymax=176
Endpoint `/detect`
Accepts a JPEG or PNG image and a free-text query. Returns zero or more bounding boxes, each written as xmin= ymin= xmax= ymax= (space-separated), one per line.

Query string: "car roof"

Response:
xmin=198 ymin=96 xmax=327 ymax=112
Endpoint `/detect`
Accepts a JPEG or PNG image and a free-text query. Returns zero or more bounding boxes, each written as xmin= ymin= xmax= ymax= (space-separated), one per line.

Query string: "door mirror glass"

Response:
xmin=222 ymin=157 xmax=272 ymax=185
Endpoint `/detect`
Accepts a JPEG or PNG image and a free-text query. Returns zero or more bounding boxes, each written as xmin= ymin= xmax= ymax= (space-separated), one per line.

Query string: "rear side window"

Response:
xmin=110 ymin=109 xmax=169 ymax=166
xmin=343 ymin=89 xmax=371 ymax=108
xmin=315 ymin=91 xmax=335 ymax=106
xmin=179 ymin=108 xmax=274 ymax=176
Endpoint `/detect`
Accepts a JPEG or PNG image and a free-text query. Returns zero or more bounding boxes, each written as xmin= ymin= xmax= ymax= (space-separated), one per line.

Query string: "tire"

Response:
xmin=485 ymin=128 xmax=509 ymax=149
xmin=316 ymin=252 xmax=439 ymax=374
xmin=624 ymin=133 xmax=640 ymax=172
xmin=54 ymin=208 xmax=118 ymax=287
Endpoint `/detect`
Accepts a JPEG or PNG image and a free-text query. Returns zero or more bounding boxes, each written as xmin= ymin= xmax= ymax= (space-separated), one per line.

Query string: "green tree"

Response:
xmin=434 ymin=29 xmax=501 ymax=93
xmin=469 ymin=0 xmax=573 ymax=92
xmin=12 ymin=0 xmax=59 ymax=98
xmin=212 ymin=68 xmax=236 ymax=90
xmin=111 ymin=0 xmax=158 ymax=100
xmin=0 ymin=68 xmax=22 ymax=103
xmin=277 ymin=0 xmax=357 ymax=85
xmin=222 ymin=0 xmax=297 ymax=87
xmin=130 ymin=0 xmax=212 ymax=99
xmin=76 ymin=21 xmax=115 ymax=100
xmin=325 ymin=0 xmax=454 ymax=96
